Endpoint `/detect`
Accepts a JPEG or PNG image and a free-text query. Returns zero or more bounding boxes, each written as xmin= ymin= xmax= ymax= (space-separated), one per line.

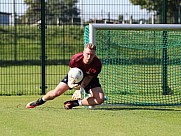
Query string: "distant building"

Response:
xmin=58 ymin=17 xmax=81 ymax=25
xmin=88 ymin=18 xmax=122 ymax=24
xmin=0 ymin=12 xmax=12 ymax=25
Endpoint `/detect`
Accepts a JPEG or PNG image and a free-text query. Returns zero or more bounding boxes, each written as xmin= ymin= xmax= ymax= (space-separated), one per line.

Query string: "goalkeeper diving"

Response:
xmin=26 ymin=43 xmax=104 ymax=109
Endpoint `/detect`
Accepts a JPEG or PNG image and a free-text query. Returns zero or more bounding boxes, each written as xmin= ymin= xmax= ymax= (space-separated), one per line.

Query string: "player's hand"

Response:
xmin=72 ymin=90 xmax=81 ymax=100
xmin=72 ymin=87 xmax=85 ymax=100
xmin=68 ymin=81 xmax=79 ymax=88
xmin=73 ymin=85 xmax=81 ymax=90
xmin=68 ymin=77 xmax=79 ymax=88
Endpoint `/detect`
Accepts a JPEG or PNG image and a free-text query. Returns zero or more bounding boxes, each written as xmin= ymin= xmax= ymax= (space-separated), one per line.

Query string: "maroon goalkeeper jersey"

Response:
xmin=69 ymin=52 xmax=102 ymax=77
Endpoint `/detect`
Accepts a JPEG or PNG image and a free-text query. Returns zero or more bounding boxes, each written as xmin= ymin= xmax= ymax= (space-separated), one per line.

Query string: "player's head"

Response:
xmin=83 ymin=43 xmax=96 ymax=64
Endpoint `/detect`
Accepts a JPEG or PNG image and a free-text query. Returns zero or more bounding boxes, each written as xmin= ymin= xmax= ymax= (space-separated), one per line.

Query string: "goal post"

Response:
xmin=84 ymin=23 xmax=181 ymax=106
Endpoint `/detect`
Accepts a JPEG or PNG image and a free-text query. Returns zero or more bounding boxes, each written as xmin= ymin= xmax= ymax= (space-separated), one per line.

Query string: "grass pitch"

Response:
xmin=0 ymin=95 xmax=180 ymax=136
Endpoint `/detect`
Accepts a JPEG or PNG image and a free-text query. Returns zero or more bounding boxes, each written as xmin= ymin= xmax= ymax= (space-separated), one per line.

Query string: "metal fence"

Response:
xmin=0 ymin=0 xmax=180 ymax=95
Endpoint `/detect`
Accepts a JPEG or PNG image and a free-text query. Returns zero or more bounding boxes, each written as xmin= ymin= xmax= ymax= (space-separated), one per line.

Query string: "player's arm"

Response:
xmin=80 ymin=75 xmax=94 ymax=88
xmin=72 ymin=75 xmax=94 ymax=90
xmin=71 ymin=75 xmax=94 ymax=100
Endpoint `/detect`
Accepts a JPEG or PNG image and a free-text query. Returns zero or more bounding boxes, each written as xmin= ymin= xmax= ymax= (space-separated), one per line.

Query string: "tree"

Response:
xmin=129 ymin=0 xmax=181 ymax=23
xmin=47 ymin=0 xmax=80 ymax=24
xmin=20 ymin=0 xmax=80 ymax=24
xmin=19 ymin=0 xmax=42 ymax=24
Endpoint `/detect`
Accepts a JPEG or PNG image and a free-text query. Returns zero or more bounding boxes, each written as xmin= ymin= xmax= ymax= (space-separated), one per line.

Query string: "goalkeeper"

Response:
xmin=26 ymin=43 xmax=104 ymax=109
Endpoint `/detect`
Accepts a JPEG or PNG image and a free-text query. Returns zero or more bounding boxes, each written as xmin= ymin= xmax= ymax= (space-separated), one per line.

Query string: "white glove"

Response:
xmin=68 ymin=76 xmax=79 ymax=88
xmin=68 ymin=81 xmax=79 ymax=88
xmin=72 ymin=87 xmax=85 ymax=100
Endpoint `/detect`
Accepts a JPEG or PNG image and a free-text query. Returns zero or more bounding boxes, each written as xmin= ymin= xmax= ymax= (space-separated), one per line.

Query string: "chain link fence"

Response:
xmin=0 ymin=0 xmax=180 ymax=95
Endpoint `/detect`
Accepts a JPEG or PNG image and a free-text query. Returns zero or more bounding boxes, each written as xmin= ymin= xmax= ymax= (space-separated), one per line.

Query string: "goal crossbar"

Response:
xmin=89 ymin=24 xmax=181 ymax=44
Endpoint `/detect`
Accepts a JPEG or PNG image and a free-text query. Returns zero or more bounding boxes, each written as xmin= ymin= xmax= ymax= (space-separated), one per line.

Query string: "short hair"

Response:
xmin=84 ymin=43 xmax=96 ymax=50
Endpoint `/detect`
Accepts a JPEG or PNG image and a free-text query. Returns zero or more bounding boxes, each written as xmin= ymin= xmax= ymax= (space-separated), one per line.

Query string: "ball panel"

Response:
xmin=68 ymin=68 xmax=83 ymax=83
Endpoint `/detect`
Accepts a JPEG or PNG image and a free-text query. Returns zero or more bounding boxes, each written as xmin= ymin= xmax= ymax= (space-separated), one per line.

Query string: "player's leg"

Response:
xmin=64 ymin=87 xmax=104 ymax=109
xmin=81 ymin=87 xmax=104 ymax=106
xmin=26 ymin=76 xmax=70 ymax=108
xmin=64 ymin=77 xmax=104 ymax=109
xmin=42 ymin=82 xmax=69 ymax=101
xmin=26 ymin=82 xmax=69 ymax=108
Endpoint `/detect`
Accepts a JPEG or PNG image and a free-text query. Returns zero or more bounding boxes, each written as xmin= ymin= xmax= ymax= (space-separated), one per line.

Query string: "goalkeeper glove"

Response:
xmin=68 ymin=81 xmax=79 ymax=88
xmin=72 ymin=87 xmax=85 ymax=100
xmin=67 ymin=76 xmax=79 ymax=88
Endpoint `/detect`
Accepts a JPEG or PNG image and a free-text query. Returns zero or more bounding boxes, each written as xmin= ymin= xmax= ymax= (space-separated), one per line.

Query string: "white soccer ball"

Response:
xmin=68 ymin=67 xmax=84 ymax=83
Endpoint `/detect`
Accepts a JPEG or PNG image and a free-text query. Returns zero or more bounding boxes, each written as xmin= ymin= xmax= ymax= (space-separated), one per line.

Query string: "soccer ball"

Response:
xmin=68 ymin=67 xmax=84 ymax=83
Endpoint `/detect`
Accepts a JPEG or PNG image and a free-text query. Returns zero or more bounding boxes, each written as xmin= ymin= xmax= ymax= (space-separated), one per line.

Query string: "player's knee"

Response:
xmin=96 ymin=96 xmax=104 ymax=104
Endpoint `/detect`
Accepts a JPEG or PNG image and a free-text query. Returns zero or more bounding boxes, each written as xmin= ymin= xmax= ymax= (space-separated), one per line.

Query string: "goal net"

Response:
xmin=84 ymin=24 xmax=181 ymax=106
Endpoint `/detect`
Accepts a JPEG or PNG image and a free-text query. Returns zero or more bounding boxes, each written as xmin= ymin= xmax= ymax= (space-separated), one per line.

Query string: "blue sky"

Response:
xmin=77 ymin=0 xmax=149 ymax=20
xmin=0 ymin=0 xmax=150 ymax=20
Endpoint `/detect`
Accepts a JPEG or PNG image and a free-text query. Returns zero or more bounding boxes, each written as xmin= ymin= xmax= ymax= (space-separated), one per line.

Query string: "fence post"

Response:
xmin=13 ymin=0 xmax=17 ymax=62
xmin=162 ymin=0 xmax=169 ymax=95
xmin=40 ymin=0 xmax=46 ymax=95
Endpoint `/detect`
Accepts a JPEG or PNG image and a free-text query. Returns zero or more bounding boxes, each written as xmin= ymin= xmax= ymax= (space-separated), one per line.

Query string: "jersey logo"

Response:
xmin=86 ymin=71 xmax=90 ymax=74
xmin=86 ymin=68 xmax=96 ymax=75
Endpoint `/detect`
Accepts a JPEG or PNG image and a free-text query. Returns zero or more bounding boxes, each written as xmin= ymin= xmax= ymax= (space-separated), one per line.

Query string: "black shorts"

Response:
xmin=61 ymin=74 xmax=101 ymax=94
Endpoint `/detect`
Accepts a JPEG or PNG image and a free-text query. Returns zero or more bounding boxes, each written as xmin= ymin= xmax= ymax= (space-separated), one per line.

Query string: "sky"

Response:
xmin=0 ymin=0 xmax=150 ymax=20
xmin=77 ymin=0 xmax=150 ymax=20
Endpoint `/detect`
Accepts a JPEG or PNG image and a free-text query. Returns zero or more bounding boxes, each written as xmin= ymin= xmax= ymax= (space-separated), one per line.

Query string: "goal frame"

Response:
xmin=89 ymin=23 xmax=181 ymax=45
xmin=85 ymin=23 xmax=181 ymax=107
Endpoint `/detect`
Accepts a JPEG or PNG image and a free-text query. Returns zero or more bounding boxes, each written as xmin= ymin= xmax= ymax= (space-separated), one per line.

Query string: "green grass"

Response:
xmin=0 ymin=95 xmax=181 ymax=136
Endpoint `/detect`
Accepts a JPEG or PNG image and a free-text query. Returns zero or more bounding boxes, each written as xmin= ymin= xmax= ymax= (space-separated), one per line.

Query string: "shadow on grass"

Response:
xmin=93 ymin=105 xmax=181 ymax=111
xmin=20 ymin=104 xmax=181 ymax=112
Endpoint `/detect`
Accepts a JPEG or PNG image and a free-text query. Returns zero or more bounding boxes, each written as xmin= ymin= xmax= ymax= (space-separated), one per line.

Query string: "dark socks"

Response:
xmin=36 ymin=98 xmax=46 ymax=105
xmin=72 ymin=100 xmax=79 ymax=107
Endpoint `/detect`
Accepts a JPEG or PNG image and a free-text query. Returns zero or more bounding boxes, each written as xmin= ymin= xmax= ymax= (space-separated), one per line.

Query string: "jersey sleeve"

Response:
xmin=69 ymin=56 xmax=75 ymax=68
xmin=69 ymin=54 xmax=80 ymax=68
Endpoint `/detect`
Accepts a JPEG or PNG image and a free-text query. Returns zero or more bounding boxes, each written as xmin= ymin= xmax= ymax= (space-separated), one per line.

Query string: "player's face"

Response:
xmin=83 ymin=48 xmax=95 ymax=64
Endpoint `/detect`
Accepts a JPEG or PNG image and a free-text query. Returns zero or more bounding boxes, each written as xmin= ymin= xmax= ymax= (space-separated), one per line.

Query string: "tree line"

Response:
xmin=18 ymin=0 xmax=180 ymax=24
xmin=19 ymin=0 xmax=79 ymax=24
